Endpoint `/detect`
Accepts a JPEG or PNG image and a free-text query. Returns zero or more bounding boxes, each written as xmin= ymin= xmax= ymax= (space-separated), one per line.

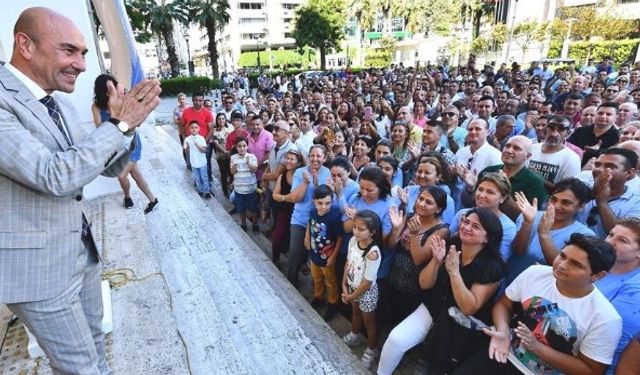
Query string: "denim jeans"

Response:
xmin=192 ymin=166 xmax=210 ymax=193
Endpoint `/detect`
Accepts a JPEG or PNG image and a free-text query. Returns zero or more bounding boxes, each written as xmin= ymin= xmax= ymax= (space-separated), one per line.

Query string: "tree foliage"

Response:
xmin=365 ymin=36 xmax=395 ymax=68
xmin=130 ymin=0 xmax=190 ymax=78
xmin=238 ymin=49 xmax=316 ymax=69
xmin=560 ymin=6 xmax=637 ymax=42
xmin=187 ymin=0 xmax=231 ymax=79
xmin=547 ymin=38 xmax=639 ymax=64
xmin=513 ymin=19 xmax=545 ymax=60
xmin=291 ymin=0 xmax=347 ymax=70
xmin=388 ymin=0 xmax=459 ymax=37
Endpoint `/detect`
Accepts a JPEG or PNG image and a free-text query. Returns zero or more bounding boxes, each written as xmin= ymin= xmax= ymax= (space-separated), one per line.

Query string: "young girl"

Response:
xmin=342 ymin=209 xmax=383 ymax=369
xmin=230 ymin=137 xmax=259 ymax=233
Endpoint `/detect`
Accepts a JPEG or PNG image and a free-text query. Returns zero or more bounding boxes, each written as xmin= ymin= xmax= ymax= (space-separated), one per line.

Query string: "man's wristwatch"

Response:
xmin=108 ymin=117 xmax=131 ymax=134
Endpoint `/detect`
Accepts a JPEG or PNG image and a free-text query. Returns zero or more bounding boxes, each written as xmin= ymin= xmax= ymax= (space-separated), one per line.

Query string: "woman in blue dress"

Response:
xmin=91 ymin=74 xmax=158 ymax=213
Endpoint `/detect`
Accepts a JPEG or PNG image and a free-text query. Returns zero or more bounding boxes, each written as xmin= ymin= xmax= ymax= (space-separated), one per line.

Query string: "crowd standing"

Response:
xmin=176 ymin=56 xmax=640 ymax=373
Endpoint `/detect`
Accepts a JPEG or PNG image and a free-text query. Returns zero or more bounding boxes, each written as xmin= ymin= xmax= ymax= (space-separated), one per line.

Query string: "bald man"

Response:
xmin=471 ymin=136 xmax=547 ymax=220
xmin=0 ymin=7 xmax=160 ymax=374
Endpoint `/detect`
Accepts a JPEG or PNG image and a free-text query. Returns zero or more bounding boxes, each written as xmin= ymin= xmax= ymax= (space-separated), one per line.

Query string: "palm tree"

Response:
xmin=187 ymin=0 xmax=231 ymax=79
xmin=133 ymin=0 xmax=189 ymax=78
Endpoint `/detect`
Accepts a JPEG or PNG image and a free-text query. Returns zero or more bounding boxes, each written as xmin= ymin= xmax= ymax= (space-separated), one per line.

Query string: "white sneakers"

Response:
xmin=342 ymin=332 xmax=363 ymax=346
xmin=361 ymin=347 xmax=379 ymax=369
xmin=342 ymin=332 xmax=379 ymax=369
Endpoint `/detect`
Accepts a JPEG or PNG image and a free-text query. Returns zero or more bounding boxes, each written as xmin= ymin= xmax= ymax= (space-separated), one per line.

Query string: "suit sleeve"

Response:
xmin=0 ymin=107 xmax=129 ymax=196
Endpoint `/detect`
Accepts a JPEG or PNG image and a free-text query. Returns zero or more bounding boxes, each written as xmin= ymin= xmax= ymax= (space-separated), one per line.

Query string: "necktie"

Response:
xmin=39 ymin=95 xmax=72 ymax=145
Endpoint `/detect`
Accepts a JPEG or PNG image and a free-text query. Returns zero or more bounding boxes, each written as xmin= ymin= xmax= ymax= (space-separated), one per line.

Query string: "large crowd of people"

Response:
xmin=174 ymin=56 xmax=640 ymax=373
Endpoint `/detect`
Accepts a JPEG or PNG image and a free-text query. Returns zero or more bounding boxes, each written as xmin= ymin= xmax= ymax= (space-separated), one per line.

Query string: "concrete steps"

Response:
xmin=129 ymin=123 xmax=368 ymax=374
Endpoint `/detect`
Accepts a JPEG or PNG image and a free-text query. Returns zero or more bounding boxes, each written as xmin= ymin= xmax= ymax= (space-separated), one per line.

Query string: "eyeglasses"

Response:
xmin=606 ymin=89 xmax=618 ymax=93
xmin=586 ymin=206 xmax=598 ymax=227
xmin=442 ymin=112 xmax=457 ymax=117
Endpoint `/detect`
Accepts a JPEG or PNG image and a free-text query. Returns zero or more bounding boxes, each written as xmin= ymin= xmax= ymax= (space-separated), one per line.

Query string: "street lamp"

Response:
xmin=183 ymin=29 xmax=193 ymax=77
xmin=504 ymin=0 xmax=519 ymax=64
xmin=561 ymin=18 xmax=577 ymax=59
xmin=254 ymin=34 xmax=262 ymax=73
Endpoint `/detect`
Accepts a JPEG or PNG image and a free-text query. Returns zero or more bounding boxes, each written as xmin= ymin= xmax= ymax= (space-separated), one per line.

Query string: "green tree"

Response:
xmin=461 ymin=0 xmax=494 ymax=40
xmin=365 ymin=36 xmax=395 ymax=68
xmin=348 ymin=0 xmax=376 ymax=34
xmin=133 ymin=0 xmax=189 ymax=78
xmin=187 ymin=0 xmax=230 ymax=79
xmin=291 ymin=0 xmax=347 ymax=70
xmin=390 ymin=0 xmax=460 ymax=37
xmin=470 ymin=36 xmax=489 ymax=55
xmin=513 ymin=20 xmax=544 ymax=61
xmin=563 ymin=6 xmax=636 ymax=42
xmin=490 ymin=22 xmax=508 ymax=50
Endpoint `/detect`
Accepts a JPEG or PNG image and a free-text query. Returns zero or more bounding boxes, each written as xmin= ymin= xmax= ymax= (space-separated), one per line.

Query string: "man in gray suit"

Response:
xmin=0 ymin=7 xmax=161 ymax=374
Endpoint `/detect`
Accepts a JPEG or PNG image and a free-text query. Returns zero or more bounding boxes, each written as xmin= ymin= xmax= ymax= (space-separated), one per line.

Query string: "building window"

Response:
xmin=283 ymin=18 xmax=293 ymax=23
xmin=390 ymin=17 xmax=404 ymax=32
xmin=284 ymin=32 xmax=293 ymax=38
xmin=345 ymin=17 xmax=357 ymax=37
xmin=282 ymin=3 xmax=299 ymax=10
xmin=241 ymin=33 xmax=266 ymax=40
xmin=239 ymin=17 xmax=266 ymax=24
xmin=238 ymin=2 xmax=263 ymax=10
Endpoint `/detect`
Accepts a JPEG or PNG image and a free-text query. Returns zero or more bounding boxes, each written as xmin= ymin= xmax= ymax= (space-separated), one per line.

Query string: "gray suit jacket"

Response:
xmin=0 ymin=63 xmax=130 ymax=303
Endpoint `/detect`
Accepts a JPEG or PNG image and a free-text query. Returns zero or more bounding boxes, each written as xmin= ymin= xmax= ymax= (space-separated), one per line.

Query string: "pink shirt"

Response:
xmin=248 ymin=129 xmax=275 ymax=181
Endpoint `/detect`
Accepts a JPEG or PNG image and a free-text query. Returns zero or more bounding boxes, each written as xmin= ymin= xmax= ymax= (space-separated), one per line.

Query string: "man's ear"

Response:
xmin=14 ymin=32 xmax=35 ymax=60
xmin=591 ymin=270 xmax=607 ymax=283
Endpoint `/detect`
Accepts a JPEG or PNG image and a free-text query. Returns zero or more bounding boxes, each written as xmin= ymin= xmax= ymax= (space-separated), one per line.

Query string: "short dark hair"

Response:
xmin=599 ymin=147 xmax=638 ymax=170
xmin=358 ymin=166 xmax=391 ymax=200
xmin=231 ymin=110 xmax=244 ymax=121
xmin=551 ymin=178 xmax=592 ymax=204
xmin=598 ymin=101 xmax=620 ymax=113
xmin=565 ymin=233 xmax=616 ymax=274
xmin=478 ymin=96 xmax=495 ymax=105
xmin=234 ymin=136 xmax=248 ymax=146
xmin=566 ymin=93 xmax=584 ymax=102
xmin=301 ymin=111 xmax=316 ymax=122
xmin=313 ymin=184 xmax=333 ymax=200
xmin=377 ymin=155 xmax=399 ymax=172
xmin=192 ymin=92 xmax=204 ymax=99
xmin=416 ymin=185 xmax=447 ymax=217
xmin=328 ymin=156 xmax=352 ymax=172
xmin=540 ymin=101 xmax=557 ymax=111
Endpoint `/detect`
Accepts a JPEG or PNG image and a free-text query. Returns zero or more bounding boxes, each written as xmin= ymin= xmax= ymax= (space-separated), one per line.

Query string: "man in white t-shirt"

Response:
xmin=529 ymin=115 xmax=582 ymax=191
xmin=455 ymin=233 xmax=621 ymax=375
xmin=455 ymin=118 xmax=502 ymax=176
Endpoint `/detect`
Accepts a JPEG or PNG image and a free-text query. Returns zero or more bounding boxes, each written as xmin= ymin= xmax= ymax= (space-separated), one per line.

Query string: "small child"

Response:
xmin=183 ymin=121 xmax=211 ymax=199
xmin=230 ymin=137 xmax=259 ymax=233
xmin=341 ymin=209 xmax=382 ymax=369
xmin=304 ymin=184 xmax=344 ymax=321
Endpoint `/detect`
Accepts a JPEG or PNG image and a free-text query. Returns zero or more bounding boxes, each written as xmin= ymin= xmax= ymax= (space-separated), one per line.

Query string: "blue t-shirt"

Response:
xmin=450 ymin=208 xmax=516 ymax=262
xmin=404 ymin=185 xmax=455 ymax=225
xmin=342 ymin=194 xmax=394 ymax=278
xmin=596 ymin=268 xmax=640 ymax=375
xmin=506 ymin=212 xmax=594 ymax=284
xmin=334 ymin=179 xmax=360 ymax=211
xmin=308 ymin=207 xmax=344 ymax=267
xmin=290 ymin=166 xmax=331 ymax=227
xmin=578 ymin=188 xmax=640 ymax=239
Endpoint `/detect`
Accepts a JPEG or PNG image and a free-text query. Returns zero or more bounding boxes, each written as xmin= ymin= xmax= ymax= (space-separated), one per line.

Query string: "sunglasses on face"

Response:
xmin=441 ymin=112 xmax=457 ymax=117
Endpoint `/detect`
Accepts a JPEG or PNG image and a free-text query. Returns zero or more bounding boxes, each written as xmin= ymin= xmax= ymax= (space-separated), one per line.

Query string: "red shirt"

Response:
xmin=182 ymin=107 xmax=213 ymax=138
xmin=225 ymin=129 xmax=250 ymax=151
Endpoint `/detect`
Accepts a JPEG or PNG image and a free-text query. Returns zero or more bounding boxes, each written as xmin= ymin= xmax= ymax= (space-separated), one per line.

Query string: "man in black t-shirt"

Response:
xmin=567 ymin=102 xmax=620 ymax=166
